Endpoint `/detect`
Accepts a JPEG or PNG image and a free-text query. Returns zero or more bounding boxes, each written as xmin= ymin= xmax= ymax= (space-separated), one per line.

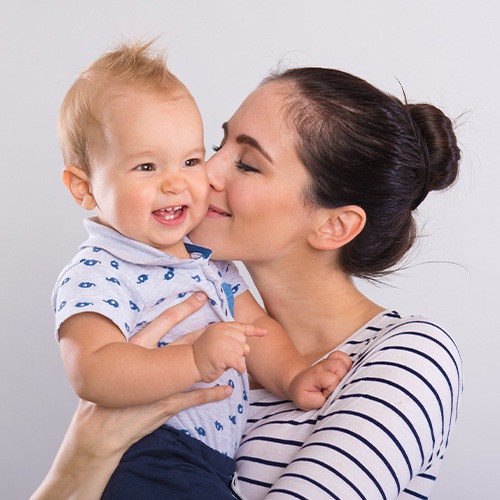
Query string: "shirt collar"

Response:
xmin=81 ymin=217 xmax=213 ymax=266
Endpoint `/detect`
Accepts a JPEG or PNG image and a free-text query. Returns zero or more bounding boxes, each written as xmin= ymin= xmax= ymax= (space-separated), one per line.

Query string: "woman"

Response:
xmin=33 ymin=67 xmax=462 ymax=499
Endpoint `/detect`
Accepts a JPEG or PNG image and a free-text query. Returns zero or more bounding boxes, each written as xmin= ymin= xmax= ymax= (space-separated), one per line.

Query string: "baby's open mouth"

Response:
xmin=153 ymin=205 xmax=185 ymax=221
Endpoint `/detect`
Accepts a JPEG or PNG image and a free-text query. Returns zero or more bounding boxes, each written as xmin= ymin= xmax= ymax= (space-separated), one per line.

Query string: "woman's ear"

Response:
xmin=62 ymin=166 xmax=96 ymax=211
xmin=308 ymin=206 xmax=366 ymax=251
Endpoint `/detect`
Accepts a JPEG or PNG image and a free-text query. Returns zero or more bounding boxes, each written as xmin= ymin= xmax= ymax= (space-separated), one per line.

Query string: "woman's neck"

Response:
xmin=245 ymin=258 xmax=384 ymax=362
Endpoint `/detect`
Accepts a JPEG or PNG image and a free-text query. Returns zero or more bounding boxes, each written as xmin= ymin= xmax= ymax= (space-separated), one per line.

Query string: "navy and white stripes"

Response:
xmin=234 ymin=311 xmax=462 ymax=499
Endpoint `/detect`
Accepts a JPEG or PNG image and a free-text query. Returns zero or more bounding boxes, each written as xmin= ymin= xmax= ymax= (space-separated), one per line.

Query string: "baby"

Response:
xmin=52 ymin=40 xmax=347 ymax=498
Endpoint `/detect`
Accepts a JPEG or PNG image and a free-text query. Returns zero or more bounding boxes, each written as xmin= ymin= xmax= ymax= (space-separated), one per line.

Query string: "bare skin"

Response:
xmin=60 ymin=87 xmax=349 ymax=414
xmin=190 ymin=82 xmax=385 ymax=363
xmin=31 ymin=294 xmax=233 ymax=500
xmin=34 ymin=82 xmax=379 ymax=499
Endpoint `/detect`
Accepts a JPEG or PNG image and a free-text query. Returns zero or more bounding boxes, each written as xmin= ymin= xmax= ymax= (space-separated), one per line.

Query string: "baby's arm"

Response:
xmin=234 ymin=291 xmax=351 ymax=410
xmin=59 ymin=311 xmax=264 ymax=407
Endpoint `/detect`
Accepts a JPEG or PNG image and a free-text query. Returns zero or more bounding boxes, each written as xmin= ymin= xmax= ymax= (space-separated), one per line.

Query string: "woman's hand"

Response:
xmin=73 ymin=384 xmax=234 ymax=460
xmin=31 ymin=293 xmax=232 ymax=500
xmin=31 ymin=387 xmax=232 ymax=500
xmin=128 ymin=291 xmax=208 ymax=348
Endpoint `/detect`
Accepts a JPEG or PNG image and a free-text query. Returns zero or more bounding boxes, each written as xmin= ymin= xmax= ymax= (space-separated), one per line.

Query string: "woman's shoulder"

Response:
xmin=344 ymin=310 xmax=461 ymax=363
xmin=342 ymin=310 xmax=463 ymax=406
xmin=341 ymin=310 xmax=463 ymax=399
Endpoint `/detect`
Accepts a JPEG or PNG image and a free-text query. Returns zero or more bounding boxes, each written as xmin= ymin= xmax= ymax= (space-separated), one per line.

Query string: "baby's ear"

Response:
xmin=62 ymin=166 xmax=96 ymax=211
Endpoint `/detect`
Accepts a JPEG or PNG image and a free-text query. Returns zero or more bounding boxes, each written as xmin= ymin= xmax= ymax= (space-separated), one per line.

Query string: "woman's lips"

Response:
xmin=206 ymin=205 xmax=230 ymax=218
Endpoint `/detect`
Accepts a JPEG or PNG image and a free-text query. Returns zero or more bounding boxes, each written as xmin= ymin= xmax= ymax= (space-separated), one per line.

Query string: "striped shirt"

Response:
xmin=234 ymin=311 xmax=463 ymax=499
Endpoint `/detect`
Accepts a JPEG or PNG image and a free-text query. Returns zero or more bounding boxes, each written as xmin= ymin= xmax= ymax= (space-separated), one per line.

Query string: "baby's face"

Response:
xmin=89 ymin=89 xmax=208 ymax=258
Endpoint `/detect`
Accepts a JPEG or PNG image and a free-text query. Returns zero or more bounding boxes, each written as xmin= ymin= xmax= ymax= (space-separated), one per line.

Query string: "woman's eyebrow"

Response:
xmin=222 ymin=122 xmax=273 ymax=163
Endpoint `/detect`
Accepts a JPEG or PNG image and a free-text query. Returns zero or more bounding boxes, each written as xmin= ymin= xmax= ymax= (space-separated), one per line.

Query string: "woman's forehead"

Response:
xmin=228 ymin=83 xmax=291 ymax=137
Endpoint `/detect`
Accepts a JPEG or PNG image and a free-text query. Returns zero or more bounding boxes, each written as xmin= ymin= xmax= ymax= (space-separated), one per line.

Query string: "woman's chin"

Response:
xmin=188 ymin=224 xmax=218 ymax=249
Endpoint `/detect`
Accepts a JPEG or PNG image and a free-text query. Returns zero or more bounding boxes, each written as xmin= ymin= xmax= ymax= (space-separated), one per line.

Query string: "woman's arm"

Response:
xmin=31 ymin=388 xmax=232 ymax=500
xmin=237 ymin=317 xmax=463 ymax=499
xmin=31 ymin=399 xmax=150 ymax=500
xmin=32 ymin=294 xmax=233 ymax=500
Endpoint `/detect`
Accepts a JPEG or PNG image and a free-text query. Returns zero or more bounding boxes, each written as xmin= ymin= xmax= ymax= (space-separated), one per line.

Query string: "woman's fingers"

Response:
xmin=69 ymin=384 xmax=233 ymax=455
xmin=119 ymin=386 xmax=234 ymax=444
xmin=130 ymin=292 xmax=208 ymax=348
xmin=159 ymin=385 xmax=233 ymax=417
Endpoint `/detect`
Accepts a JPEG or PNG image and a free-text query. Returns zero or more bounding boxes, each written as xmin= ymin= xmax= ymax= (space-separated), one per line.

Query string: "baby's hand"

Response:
xmin=193 ymin=322 xmax=267 ymax=383
xmin=288 ymin=351 xmax=352 ymax=411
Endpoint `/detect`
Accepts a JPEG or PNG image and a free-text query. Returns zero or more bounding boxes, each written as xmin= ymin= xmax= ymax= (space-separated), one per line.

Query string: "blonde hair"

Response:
xmin=58 ymin=39 xmax=186 ymax=173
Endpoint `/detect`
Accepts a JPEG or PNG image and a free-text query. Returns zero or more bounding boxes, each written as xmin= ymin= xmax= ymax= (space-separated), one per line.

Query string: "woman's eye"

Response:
xmin=135 ymin=163 xmax=155 ymax=172
xmin=184 ymin=158 xmax=200 ymax=167
xmin=235 ymin=161 xmax=260 ymax=174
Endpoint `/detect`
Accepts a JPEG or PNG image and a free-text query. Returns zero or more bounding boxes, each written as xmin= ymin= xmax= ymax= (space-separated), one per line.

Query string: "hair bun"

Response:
xmin=406 ymin=103 xmax=460 ymax=204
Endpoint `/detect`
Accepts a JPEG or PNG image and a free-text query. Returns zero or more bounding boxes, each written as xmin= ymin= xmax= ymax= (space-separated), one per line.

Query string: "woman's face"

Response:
xmin=189 ymin=82 xmax=316 ymax=263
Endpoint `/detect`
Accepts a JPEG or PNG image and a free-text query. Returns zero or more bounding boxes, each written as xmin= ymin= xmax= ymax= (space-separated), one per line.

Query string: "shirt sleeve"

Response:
xmin=52 ymin=253 xmax=144 ymax=341
xmin=238 ymin=317 xmax=463 ymax=499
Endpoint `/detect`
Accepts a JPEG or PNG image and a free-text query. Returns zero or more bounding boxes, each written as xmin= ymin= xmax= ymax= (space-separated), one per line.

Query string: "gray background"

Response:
xmin=1 ymin=1 xmax=498 ymax=498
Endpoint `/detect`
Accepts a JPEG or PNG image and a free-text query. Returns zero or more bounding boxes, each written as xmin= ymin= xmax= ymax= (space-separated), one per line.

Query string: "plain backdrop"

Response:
xmin=1 ymin=1 xmax=498 ymax=498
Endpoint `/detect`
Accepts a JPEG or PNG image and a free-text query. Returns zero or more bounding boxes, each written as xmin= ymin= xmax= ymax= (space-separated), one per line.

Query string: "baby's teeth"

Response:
xmin=164 ymin=206 xmax=182 ymax=212
xmin=160 ymin=206 xmax=183 ymax=219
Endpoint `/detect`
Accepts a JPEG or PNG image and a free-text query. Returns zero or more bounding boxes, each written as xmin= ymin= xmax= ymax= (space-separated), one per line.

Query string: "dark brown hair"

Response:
xmin=264 ymin=67 xmax=460 ymax=279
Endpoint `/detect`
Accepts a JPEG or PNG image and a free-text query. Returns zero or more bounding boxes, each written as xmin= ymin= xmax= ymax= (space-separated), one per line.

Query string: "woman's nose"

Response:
xmin=206 ymin=153 xmax=225 ymax=191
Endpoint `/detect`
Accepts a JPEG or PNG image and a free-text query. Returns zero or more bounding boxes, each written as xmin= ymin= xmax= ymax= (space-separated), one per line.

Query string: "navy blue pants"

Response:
xmin=101 ymin=425 xmax=237 ymax=499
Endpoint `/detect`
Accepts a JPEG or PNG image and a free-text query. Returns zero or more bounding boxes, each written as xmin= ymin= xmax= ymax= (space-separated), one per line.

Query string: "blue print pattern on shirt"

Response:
xmin=52 ymin=220 xmax=250 ymax=456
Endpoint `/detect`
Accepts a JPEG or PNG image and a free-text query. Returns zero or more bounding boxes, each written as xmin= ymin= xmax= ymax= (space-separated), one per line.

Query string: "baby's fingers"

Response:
xmin=323 ymin=350 xmax=352 ymax=380
xmin=317 ymin=370 xmax=342 ymax=397
xmin=229 ymin=322 xmax=268 ymax=338
xmin=228 ymin=351 xmax=248 ymax=375
xmin=227 ymin=322 xmax=267 ymax=357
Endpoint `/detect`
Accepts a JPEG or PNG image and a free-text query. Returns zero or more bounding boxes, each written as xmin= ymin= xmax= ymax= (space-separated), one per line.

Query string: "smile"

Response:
xmin=206 ymin=205 xmax=230 ymax=218
xmin=152 ymin=205 xmax=187 ymax=226
xmin=155 ymin=205 xmax=183 ymax=220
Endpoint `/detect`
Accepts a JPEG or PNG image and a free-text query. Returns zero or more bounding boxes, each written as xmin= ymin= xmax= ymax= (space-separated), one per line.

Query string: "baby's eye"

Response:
xmin=135 ymin=163 xmax=155 ymax=172
xmin=212 ymin=145 xmax=221 ymax=152
xmin=184 ymin=158 xmax=200 ymax=167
